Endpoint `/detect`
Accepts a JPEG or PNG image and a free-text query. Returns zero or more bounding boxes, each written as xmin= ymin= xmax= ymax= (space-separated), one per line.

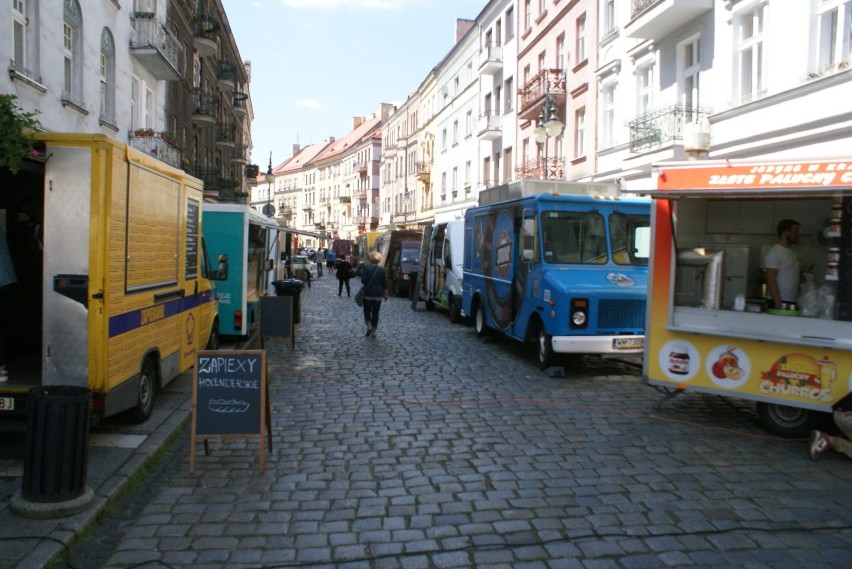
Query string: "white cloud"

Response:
xmin=277 ymin=0 xmax=410 ymax=9
xmin=295 ymin=98 xmax=323 ymax=110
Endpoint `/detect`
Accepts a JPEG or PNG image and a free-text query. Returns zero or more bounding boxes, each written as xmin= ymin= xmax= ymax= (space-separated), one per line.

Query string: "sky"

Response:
xmin=220 ymin=0 xmax=486 ymax=168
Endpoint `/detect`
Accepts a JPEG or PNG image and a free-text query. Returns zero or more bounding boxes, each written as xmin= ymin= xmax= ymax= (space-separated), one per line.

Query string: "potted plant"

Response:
xmin=0 ymin=93 xmax=41 ymax=174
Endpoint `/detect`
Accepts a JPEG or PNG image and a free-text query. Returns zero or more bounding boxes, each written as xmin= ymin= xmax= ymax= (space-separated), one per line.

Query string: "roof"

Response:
xmin=312 ymin=115 xmax=383 ymax=164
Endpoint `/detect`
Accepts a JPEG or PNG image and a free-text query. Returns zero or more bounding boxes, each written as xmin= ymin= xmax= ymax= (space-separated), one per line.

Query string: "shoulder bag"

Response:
xmin=355 ymin=266 xmax=379 ymax=307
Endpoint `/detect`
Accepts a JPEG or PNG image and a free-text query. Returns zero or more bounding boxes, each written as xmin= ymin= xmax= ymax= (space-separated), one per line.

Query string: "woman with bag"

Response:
xmin=359 ymin=251 xmax=388 ymax=337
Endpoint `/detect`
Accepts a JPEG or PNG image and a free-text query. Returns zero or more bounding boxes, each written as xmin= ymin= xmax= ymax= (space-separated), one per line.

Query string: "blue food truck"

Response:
xmin=462 ymin=180 xmax=651 ymax=369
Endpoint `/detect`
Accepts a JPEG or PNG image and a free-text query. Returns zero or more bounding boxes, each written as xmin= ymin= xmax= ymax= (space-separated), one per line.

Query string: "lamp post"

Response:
xmin=262 ymin=151 xmax=275 ymax=217
xmin=533 ymin=91 xmax=564 ymax=180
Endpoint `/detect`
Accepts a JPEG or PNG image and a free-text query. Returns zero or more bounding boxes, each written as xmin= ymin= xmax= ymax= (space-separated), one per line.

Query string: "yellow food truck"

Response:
xmin=631 ymin=158 xmax=852 ymax=437
xmin=0 ymin=134 xmax=221 ymax=424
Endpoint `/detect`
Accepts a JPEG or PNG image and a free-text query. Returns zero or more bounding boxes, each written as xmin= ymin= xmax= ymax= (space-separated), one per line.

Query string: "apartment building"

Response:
xmin=476 ymin=0 xmax=519 ymax=193
xmin=2 ymin=0 xmax=252 ymax=202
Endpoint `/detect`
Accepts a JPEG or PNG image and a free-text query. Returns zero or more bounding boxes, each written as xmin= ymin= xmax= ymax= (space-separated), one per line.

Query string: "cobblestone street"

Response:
xmin=22 ymin=274 xmax=852 ymax=567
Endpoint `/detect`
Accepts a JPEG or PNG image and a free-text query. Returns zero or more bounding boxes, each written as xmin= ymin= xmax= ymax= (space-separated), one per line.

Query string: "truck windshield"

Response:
xmin=609 ymin=212 xmax=651 ymax=266
xmin=541 ymin=211 xmax=607 ymax=264
xmin=401 ymin=247 xmax=420 ymax=265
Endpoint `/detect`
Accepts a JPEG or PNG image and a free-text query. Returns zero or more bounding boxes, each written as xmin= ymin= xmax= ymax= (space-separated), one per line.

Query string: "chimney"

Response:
xmin=353 ymin=117 xmax=365 ymax=129
xmin=292 ymin=143 xmax=301 ymax=156
xmin=455 ymin=19 xmax=475 ymax=44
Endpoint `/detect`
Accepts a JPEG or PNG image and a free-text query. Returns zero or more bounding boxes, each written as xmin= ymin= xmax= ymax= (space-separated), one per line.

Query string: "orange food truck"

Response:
xmin=630 ymin=158 xmax=852 ymax=437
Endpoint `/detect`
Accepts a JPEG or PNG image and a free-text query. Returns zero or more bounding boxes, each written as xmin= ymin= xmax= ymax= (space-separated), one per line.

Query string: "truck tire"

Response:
xmin=473 ymin=301 xmax=491 ymax=338
xmin=206 ymin=318 xmax=220 ymax=350
xmin=448 ymin=294 xmax=462 ymax=324
xmin=756 ymin=402 xmax=822 ymax=438
xmin=536 ymin=328 xmax=556 ymax=370
xmin=128 ymin=357 xmax=158 ymax=424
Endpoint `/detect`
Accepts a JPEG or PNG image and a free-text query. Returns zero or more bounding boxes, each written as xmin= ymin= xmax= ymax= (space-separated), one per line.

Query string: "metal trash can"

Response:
xmin=273 ymin=279 xmax=304 ymax=324
xmin=21 ymin=386 xmax=91 ymax=503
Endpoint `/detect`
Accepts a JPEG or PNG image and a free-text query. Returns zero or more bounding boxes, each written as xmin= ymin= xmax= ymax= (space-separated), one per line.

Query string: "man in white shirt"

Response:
xmin=763 ymin=219 xmax=801 ymax=310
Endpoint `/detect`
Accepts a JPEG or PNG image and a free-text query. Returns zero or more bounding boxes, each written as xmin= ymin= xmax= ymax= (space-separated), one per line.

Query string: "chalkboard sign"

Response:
xmin=260 ymin=296 xmax=294 ymax=348
xmin=190 ymin=350 xmax=269 ymax=473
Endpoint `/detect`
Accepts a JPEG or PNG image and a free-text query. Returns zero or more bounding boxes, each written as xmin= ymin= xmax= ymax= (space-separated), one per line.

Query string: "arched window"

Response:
xmin=63 ymin=0 xmax=84 ymax=105
xmin=100 ymin=28 xmax=116 ymax=127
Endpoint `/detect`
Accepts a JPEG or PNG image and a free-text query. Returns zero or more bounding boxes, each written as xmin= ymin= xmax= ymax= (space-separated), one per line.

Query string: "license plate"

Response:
xmin=613 ymin=337 xmax=644 ymax=350
xmin=0 ymin=397 xmax=14 ymax=411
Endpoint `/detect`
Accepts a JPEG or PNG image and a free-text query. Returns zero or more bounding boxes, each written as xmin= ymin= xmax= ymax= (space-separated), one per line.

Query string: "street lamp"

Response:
xmin=533 ymin=91 xmax=563 ymax=179
xmin=262 ymin=151 xmax=275 ymax=217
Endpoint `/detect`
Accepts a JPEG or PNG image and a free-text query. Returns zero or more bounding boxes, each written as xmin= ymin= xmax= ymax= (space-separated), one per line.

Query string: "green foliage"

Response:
xmin=0 ymin=93 xmax=41 ymax=174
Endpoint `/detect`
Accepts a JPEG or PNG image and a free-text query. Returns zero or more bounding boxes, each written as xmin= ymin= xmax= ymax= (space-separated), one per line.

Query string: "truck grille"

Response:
xmin=597 ymin=299 xmax=646 ymax=330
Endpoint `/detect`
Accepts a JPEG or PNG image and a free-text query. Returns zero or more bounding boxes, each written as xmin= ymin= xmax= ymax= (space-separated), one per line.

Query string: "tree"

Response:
xmin=0 ymin=94 xmax=41 ymax=174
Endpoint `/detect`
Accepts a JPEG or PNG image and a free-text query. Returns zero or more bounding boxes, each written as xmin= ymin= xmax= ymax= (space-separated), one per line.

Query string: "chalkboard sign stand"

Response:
xmin=259 ymin=295 xmax=295 ymax=349
xmin=190 ymin=350 xmax=270 ymax=474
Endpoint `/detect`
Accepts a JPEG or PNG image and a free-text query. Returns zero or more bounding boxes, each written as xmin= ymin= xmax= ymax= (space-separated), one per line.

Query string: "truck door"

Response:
xmin=510 ymin=210 xmax=536 ymax=335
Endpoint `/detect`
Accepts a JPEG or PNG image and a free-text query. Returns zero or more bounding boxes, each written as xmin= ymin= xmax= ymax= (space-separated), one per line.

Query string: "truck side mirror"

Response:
xmin=216 ymin=254 xmax=229 ymax=280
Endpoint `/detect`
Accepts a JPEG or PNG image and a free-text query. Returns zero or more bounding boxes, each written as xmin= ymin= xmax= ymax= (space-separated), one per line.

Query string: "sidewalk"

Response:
xmin=0 ymin=326 xmax=257 ymax=569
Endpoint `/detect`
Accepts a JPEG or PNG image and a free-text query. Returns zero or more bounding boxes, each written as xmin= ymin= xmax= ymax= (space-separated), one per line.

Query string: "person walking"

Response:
xmin=313 ymin=249 xmax=324 ymax=277
xmin=361 ymin=251 xmax=387 ymax=337
xmin=337 ymin=257 xmax=353 ymax=296
xmin=326 ymin=249 xmax=336 ymax=275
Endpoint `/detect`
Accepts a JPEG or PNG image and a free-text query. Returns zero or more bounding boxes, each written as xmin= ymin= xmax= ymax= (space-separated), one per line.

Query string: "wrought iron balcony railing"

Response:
xmin=627 ymin=105 xmax=710 ymax=153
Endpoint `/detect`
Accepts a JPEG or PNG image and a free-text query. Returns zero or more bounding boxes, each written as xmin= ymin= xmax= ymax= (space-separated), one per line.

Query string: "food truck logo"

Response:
xmin=759 ymin=353 xmax=835 ymax=402
xmin=495 ymin=231 xmax=512 ymax=280
xmin=705 ymin=345 xmax=750 ymax=389
xmin=606 ymin=273 xmax=635 ymax=287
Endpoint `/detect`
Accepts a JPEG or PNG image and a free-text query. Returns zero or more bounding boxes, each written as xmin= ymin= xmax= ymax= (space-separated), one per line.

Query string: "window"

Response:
xmin=576 ymin=14 xmax=587 ymax=62
xmin=504 ymin=77 xmax=514 ymax=111
xmin=600 ymin=81 xmax=616 ymax=149
xmin=539 ymin=0 xmax=546 ymax=15
xmin=538 ymin=51 xmax=546 ymax=72
xmin=100 ymin=28 xmax=116 ymax=125
xmin=734 ymin=2 xmax=767 ymax=103
xmin=145 ymin=86 xmax=155 ymax=129
xmin=679 ymin=35 xmax=701 ymax=117
xmin=494 ymin=85 xmax=502 ymax=113
xmin=441 ymin=172 xmax=447 ymax=193
xmin=63 ymin=0 xmax=83 ymax=101
xmin=466 ymin=110 xmax=472 ymax=136
xmin=541 ymin=211 xmax=607 ymax=265
xmin=452 ymin=167 xmax=458 ymax=192
xmin=465 ymin=161 xmax=471 ymax=188
xmin=816 ymin=0 xmax=852 ymax=71
xmin=442 ymin=128 xmax=447 ymax=150
xmin=556 ymin=34 xmax=566 ymax=70
xmin=636 ymin=61 xmax=654 ymax=116
xmin=503 ymin=147 xmax=513 ymax=182
xmin=453 ymin=120 xmax=459 ymax=144
xmin=12 ymin=0 xmax=26 ymax=68
xmin=603 ymin=0 xmax=617 ymax=37
xmin=525 ymin=0 xmax=532 ymax=31
xmin=506 ymin=7 xmax=515 ymax=39
xmin=610 ymin=212 xmax=650 ymax=266
xmin=496 ymin=18 xmax=502 ymax=45
xmin=131 ymin=76 xmax=139 ymax=128
xmin=574 ymin=107 xmax=586 ymax=159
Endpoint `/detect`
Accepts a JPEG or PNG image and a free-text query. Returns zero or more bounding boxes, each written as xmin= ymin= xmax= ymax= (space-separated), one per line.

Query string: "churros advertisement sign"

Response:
xmin=649 ymin=332 xmax=849 ymax=409
xmin=656 ymin=159 xmax=852 ymax=192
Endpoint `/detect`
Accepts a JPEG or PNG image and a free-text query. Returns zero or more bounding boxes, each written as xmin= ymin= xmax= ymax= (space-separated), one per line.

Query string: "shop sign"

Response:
xmin=656 ymin=159 xmax=852 ymax=191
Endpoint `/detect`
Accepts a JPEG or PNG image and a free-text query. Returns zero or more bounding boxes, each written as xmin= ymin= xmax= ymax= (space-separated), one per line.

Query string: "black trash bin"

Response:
xmin=273 ymin=279 xmax=304 ymax=324
xmin=22 ymin=386 xmax=91 ymax=503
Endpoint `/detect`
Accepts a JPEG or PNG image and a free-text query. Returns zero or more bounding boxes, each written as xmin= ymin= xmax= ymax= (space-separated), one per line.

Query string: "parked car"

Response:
xmin=290 ymin=256 xmax=315 ymax=280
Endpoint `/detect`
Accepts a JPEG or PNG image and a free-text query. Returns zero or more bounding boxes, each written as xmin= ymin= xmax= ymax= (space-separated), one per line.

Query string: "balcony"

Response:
xmin=231 ymin=143 xmax=248 ymax=164
xmin=477 ymin=112 xmax=502 ymax=140
xmin=216 ymin=122 xmax=236 ymax=148
xmin=479 ymin=43 xmax=503 ymax=75
xmin=518 ymin=69 xmax=566 ymax=122
xmin=357 ymin=216 xmax=379 ymax=227
xmin=356 ymin=161 xmax=368 ymax=176
xmin=232 ymin=91 xmax=248 ymax=117
xmin=193 ymin=15 xmax=219 ymax=58
xmin=280 ymin=207 xmax=293 ymax=218
xmin=192 ymin=88 xmax=216 ymax=125
xmin=357 ymin=191 xmax=368 ymax=203
xmin=315 ymin=221 xmax=326 ymax=229
xmin=302 ymin=204 xmax=313 ymax=211
xmin=625 ymin=0 xmax=713 ymax=40
xmin=129 ymin=130 xmax=183 ymax=169
xmin=336 ymin=196 xmax=351 ymax=204
xmin=217 ymin=60 xmax=236 ymax=91
xmin=415 ymin=161 xmax=431 ymax=183
xmin=130 ymin=13 xmax=180 ymax=81
xmin=516 ymin=157 xmax=565 ymax=181
xmin=627 ymin=104 xmax=710 ymax=153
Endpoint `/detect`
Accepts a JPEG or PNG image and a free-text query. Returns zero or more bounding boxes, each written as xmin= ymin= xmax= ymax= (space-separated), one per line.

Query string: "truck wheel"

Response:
xmin=474 ymin=302 xmax=491 ymax=338
xmin=128 ymin=357 xmax=157 ymax=424
xmin=536 ymin=328 xmax=556 ymax=370
xmin=756 ymin=402 xmax=822 ymax=438
xmin=448 ymin=295 xmax=462 ymax=324
xmin=206 ymin=318 xmax=220 ymax=350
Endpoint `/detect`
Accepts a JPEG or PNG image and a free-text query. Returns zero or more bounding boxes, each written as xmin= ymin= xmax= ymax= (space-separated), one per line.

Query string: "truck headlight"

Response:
xmin=570 ymin=298 xmax=588 ymax=329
